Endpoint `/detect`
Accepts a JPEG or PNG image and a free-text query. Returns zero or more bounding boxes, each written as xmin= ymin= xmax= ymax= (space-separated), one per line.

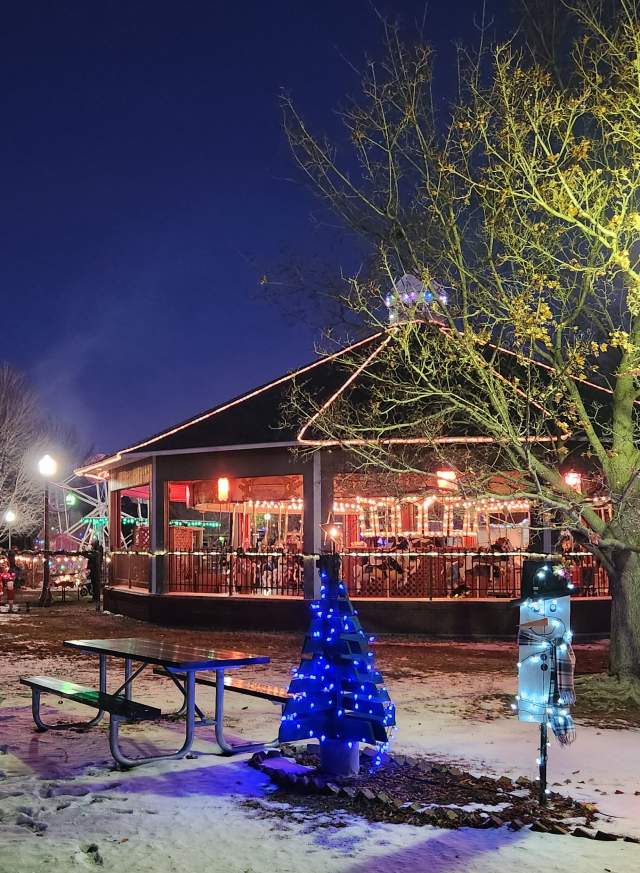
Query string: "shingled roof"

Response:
xmin=76 ymin=320 xmax=616 ymax=479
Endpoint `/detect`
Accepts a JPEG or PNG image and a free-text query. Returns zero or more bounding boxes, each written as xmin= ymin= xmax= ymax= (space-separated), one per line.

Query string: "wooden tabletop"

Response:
xmin=64 ymin=637 xmax=270 ymax=671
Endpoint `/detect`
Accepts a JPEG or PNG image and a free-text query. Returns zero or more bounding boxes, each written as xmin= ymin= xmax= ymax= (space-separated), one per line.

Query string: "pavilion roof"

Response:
xmin=75 ymin=320 xmax=616 ymax=479
xmin=75 ymin=331 xmax=388 ymax=478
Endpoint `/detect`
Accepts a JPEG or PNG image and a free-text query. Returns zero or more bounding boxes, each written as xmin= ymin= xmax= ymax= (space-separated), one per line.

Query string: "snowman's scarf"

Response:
xmin=517 ymin=625 xmax=577 ymax=745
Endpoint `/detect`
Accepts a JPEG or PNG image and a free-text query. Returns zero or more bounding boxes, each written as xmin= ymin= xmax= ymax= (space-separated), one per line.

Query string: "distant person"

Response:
xmin=5 ymin=550 xmax=20 ymax=611
xmin=86 ymin=538 xmax=104 ymax=605
xmin=559 ymin=533 xmax=574 ymax=557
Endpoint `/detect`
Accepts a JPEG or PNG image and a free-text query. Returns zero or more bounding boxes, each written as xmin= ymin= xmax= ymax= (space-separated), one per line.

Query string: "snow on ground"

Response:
xmin=0 ymin=603 xmax=639 ymax=872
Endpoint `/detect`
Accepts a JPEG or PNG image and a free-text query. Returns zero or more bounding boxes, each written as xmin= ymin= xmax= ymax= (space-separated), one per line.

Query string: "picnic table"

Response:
xmin=20 ymin=637 xmax=276 ymax=768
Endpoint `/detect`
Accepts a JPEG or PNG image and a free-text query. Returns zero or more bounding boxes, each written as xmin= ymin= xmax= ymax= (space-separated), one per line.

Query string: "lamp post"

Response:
xmin=4 ymin=509 xmax=16 ymax=549
xmin=38 ymin=454 xmax=57 ymax=607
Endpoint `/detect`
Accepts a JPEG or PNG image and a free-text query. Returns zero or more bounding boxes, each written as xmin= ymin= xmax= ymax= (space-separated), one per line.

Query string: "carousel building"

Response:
xmin=76 ymin=325 xmax=611 ymax=637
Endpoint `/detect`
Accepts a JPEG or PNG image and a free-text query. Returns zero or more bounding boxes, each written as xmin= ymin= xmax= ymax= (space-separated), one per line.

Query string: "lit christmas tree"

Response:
xmin=279 ymin=553 xmax=395 ymax=776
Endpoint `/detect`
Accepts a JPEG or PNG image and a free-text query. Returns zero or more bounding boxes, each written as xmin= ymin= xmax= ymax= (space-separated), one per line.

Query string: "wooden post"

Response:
xmin=302 ymin=452 xmax=333 ymax=600
xmin=150 ymin=457 xmax=166 ymax=594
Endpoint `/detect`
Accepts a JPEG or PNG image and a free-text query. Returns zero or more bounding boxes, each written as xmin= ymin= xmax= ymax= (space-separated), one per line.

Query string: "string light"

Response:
xmin=247 ymin=498 xmax=303 ymax=511
xmin=333 ymin=493 xmax=532 ymax=538
xmin=168 ymin=519 xmax=221 ymax=529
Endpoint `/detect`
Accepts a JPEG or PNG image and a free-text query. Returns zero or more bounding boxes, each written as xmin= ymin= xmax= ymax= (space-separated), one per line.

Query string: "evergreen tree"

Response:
xmin=279 ymin=553 xmax=395 ymax=773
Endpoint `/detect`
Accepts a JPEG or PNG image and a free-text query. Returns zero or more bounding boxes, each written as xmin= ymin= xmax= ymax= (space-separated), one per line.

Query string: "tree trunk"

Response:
xmin=608 ymin=546 xmax=640 ymax=680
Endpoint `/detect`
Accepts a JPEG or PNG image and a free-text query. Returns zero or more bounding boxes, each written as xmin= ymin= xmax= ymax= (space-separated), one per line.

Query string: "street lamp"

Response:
xmin=4 ymin=509 xmax=16 ymax=549
xmin=38 ymin=454 xmax=58 ymax=607
xmin=38 ymin=454 xmax=57 ymax=478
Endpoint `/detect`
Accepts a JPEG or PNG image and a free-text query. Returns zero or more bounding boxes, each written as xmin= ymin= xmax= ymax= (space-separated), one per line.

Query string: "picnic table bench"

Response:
xmin=152 ymin=667 xmax=290 ymax=704
xmin=20 ymin=675 xmax=161 ymax=723
xmin=20 ymin=637 xmax=274 ymax=769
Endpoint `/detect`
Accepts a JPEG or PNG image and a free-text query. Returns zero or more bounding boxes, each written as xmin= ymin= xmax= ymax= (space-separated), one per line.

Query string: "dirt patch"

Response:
xmin=248 ymin=747 xmax=637 ymax=842
xmin=0 ymin=600 xmax=299 ymax=672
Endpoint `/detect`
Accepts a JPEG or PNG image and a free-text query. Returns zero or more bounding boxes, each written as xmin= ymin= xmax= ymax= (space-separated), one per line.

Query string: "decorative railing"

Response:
xmin=162 ymin=549 xmax=304 ymax=596
xmin=110 ymin=551 xmax=151 ymax=590
xmin=103 ymin=548 xmax=610 ymax=599
xmin=341 ymin=549 xmax=609 ymax=599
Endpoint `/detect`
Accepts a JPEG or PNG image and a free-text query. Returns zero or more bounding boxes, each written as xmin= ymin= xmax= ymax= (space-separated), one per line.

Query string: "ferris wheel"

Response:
xmin=47 ymin=475 xmax=110 ymax=551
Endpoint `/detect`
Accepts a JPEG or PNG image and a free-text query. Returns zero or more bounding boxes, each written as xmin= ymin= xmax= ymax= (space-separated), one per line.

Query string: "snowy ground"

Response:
xmin=0 ymin=602 xmax=638 ymax=873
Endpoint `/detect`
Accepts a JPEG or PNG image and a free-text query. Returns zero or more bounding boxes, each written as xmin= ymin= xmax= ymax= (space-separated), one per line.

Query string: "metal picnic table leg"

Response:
xmin=213 ymin=668 xmax=236 ymax=754
xmin=124 ymin=658 xmax=132 ymax=701
xmin=109 ymin=669 xmax=197 ymax=769
xmin=213 ymin=669 xmax=269 ymax=755
xmin=161 ymin=668 xmax=207 ymax=721
xmin=184 ymin=670 xmax=196 ymax=748
xmin=99 ymin=653 xmax=107 ymax=694
xmin=31 ymin=654 xmax=108 ymax=732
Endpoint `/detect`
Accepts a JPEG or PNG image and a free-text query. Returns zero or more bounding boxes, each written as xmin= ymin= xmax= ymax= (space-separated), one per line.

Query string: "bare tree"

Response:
xmin=0 ymin=365 xmax=48 ymax=541
xmin=0 ymin=364 xmax=76 ymax=539
xmin=282 ymin=1 xmax=640 ymax=685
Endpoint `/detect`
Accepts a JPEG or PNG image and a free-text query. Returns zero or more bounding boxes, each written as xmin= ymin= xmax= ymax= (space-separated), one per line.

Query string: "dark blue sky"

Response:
xmin=1 ymin=0 xmax=505 ymax=456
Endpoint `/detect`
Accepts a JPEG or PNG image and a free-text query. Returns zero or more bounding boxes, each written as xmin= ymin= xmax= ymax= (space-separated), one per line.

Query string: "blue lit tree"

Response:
xmin=279 ymin=553 xmax=395 ymax=776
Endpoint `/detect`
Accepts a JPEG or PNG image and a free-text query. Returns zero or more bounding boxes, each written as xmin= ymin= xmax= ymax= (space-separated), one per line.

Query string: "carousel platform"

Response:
xmin=104 ymin=586 xmax=611 ymax=640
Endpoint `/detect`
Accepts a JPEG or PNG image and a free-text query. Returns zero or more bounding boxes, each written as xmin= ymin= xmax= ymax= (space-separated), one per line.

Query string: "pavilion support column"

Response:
xmin=150 ymin=457 xmax=167 ymax=594
xmin=303 ymin=451 xmax=334 ymax=600
xmin=109 ymin=488 xmax=121 ymax=550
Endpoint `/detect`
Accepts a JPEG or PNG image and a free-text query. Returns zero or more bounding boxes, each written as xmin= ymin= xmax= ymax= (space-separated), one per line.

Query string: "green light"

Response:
xmin=81 ymin=516 xmax=108 ymax=527
xmin=80 ymin=516 xmax=221 ymax=529
xmin=65 ymin=493 xmax=77 ymax=507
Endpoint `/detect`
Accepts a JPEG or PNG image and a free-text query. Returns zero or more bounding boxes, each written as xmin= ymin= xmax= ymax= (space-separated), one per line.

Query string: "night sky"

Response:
xmin=1 ymin=0 xmax=505 ymax=457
